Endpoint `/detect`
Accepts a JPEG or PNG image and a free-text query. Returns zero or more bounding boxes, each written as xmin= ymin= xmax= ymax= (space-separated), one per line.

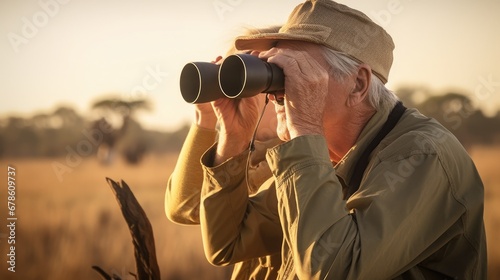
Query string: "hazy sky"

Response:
xmin=1 ymin=0 xmax=499 ymax=131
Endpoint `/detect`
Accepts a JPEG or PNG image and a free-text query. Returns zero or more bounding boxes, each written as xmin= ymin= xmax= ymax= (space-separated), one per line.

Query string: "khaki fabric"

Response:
xmin=200 ymin=108 xmax=487 ymax=279
xmin=165 ymin=124 xmax=218 ymax=224
xmin=165 ymin=124 xmax=283 ymax=279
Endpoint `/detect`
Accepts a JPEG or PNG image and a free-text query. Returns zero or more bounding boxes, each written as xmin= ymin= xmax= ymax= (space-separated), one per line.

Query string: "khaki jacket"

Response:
xmin=165 ymin=124 xmax=283 ymax=278
xmin=165 ymin=125 xmax=217 ymax=225
xmin=200 ymin=108 xmax=487 ymax=279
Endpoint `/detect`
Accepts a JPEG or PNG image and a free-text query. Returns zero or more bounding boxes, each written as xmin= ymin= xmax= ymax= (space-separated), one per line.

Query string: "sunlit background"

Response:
xmin=1 ymin=0 xmax=499 ymax=279
xmin=1 ymin=0 xmax=499 ymax=130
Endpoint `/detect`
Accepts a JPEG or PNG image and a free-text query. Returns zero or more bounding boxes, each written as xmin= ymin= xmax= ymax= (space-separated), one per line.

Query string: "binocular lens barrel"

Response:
xmin=179 ymin=62 xmax=225 ymax=104
xmin=219 ymin=54 xmax=284 ymax=99
xmin=179 ymin=54 xmax=284 ymax=104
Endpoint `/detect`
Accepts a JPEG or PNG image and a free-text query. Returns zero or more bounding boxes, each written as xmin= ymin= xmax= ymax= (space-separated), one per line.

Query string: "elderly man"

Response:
xmin=199 ymin=0 xmax=487 ymax=279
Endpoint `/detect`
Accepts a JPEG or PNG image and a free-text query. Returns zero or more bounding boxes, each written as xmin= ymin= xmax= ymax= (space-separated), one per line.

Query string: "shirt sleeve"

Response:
xmin=199 ymin=146 xmax=283 ymax=266
xmin=266 ymin=134 xmax=466 ymax=279
xmin=165 ymin=124 xmax=217 ymax=225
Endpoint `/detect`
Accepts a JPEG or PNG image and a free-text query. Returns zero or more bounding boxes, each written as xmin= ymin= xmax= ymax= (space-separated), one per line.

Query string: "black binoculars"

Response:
xmin=179 ymin=54 xmax=284 ymax=104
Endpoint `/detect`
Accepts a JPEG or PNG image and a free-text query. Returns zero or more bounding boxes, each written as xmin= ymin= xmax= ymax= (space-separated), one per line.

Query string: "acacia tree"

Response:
xmin=91 ymin=97 xmax=152 ymax=164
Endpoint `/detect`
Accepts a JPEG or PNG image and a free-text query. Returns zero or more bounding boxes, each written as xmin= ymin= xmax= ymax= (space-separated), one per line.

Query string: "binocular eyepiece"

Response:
xmin=179 ymin=54 xmax=284 ymax=104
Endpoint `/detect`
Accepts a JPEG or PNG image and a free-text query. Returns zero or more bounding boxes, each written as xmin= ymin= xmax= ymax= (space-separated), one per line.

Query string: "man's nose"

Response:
xmin=268 ymin=93 xmax=285 ymax=105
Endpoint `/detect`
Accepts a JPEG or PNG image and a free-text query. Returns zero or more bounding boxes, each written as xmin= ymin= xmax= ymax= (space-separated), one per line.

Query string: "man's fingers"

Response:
xmin=264 ymin=48 xmax=326 ymax=80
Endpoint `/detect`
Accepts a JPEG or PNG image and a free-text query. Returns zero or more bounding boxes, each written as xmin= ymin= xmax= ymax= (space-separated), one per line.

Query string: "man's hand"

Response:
xmin=211 ymin=92 xmax=262 ymax=165
xmin=260 ymin=45 xmax=329 ymax=140
xmin=194 ymin=102 xmax=217 ymax=129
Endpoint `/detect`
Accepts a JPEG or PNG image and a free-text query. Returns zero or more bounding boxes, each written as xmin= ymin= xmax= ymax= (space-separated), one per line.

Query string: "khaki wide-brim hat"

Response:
xmin=235 ymin=0 xmax=395 ymax=84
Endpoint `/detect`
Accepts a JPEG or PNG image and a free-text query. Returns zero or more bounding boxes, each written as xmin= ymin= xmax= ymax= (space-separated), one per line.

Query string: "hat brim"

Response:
xmin=235 ymin=31 xmax=389 ymax=84
xmin=235 ymin=33 xmax=326 ymax=51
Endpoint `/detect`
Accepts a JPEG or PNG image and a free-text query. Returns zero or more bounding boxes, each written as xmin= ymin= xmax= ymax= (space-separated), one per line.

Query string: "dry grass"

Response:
xmin=470 ymin=146 xmax=500 ymax=278
xmin=0 ymin=154 xmax=231 ymax=280
xmin=0 ymin=145 xmax=498 ymax=279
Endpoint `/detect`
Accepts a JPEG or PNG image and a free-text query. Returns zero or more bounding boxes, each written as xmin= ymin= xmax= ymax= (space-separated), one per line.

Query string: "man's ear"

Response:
xmin=347 ymin=64 xmax=371 ymax=107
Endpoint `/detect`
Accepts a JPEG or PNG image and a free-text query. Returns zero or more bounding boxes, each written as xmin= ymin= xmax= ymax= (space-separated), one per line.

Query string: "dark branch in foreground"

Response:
xmin=92 ymin=178 xmax=161 ymax=280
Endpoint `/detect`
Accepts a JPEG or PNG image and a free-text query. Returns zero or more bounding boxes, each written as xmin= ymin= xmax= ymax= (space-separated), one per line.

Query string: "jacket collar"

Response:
xmin=334 ymin=107 xmax=392 ymax=187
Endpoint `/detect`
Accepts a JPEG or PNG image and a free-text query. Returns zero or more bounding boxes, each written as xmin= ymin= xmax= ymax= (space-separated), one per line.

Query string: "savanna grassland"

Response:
xmin=0 ymin=145 xmax=498 ymax=280
xmin=0 ymin=154 xmax=231 ymax=280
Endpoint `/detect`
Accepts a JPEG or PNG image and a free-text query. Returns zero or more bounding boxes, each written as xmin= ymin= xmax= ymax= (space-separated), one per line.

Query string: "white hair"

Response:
xmin=321 ymin=47 xmax=399 ymax=112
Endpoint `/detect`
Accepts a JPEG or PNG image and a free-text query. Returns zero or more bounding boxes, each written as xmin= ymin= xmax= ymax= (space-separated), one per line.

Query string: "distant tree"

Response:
xmin=395 ymin=85 xmax=432 ymax=109
xmin=0 ymin=106 xmax=86 ymax=157
xmin=47 ymin=106 xmax=86 ymax=155
xmin=418 ymin=92 xmax=476 ymax=147
xmin=91 ymin=96 xmax=152 ymax=164
xmin=92 ymin=98 xmax=152 ymax=119
xmin=465 ymin=109 xmax=498 ymax=144
xmin=0 ymin=100 xmax=194 ymax=159
xmin=3 ymin=116 xmax=39 ymax=156
xmin=396 ymin=88 xmax=500 ymax=149
xmin=53 ymin=106 xmax=85 ymax=128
